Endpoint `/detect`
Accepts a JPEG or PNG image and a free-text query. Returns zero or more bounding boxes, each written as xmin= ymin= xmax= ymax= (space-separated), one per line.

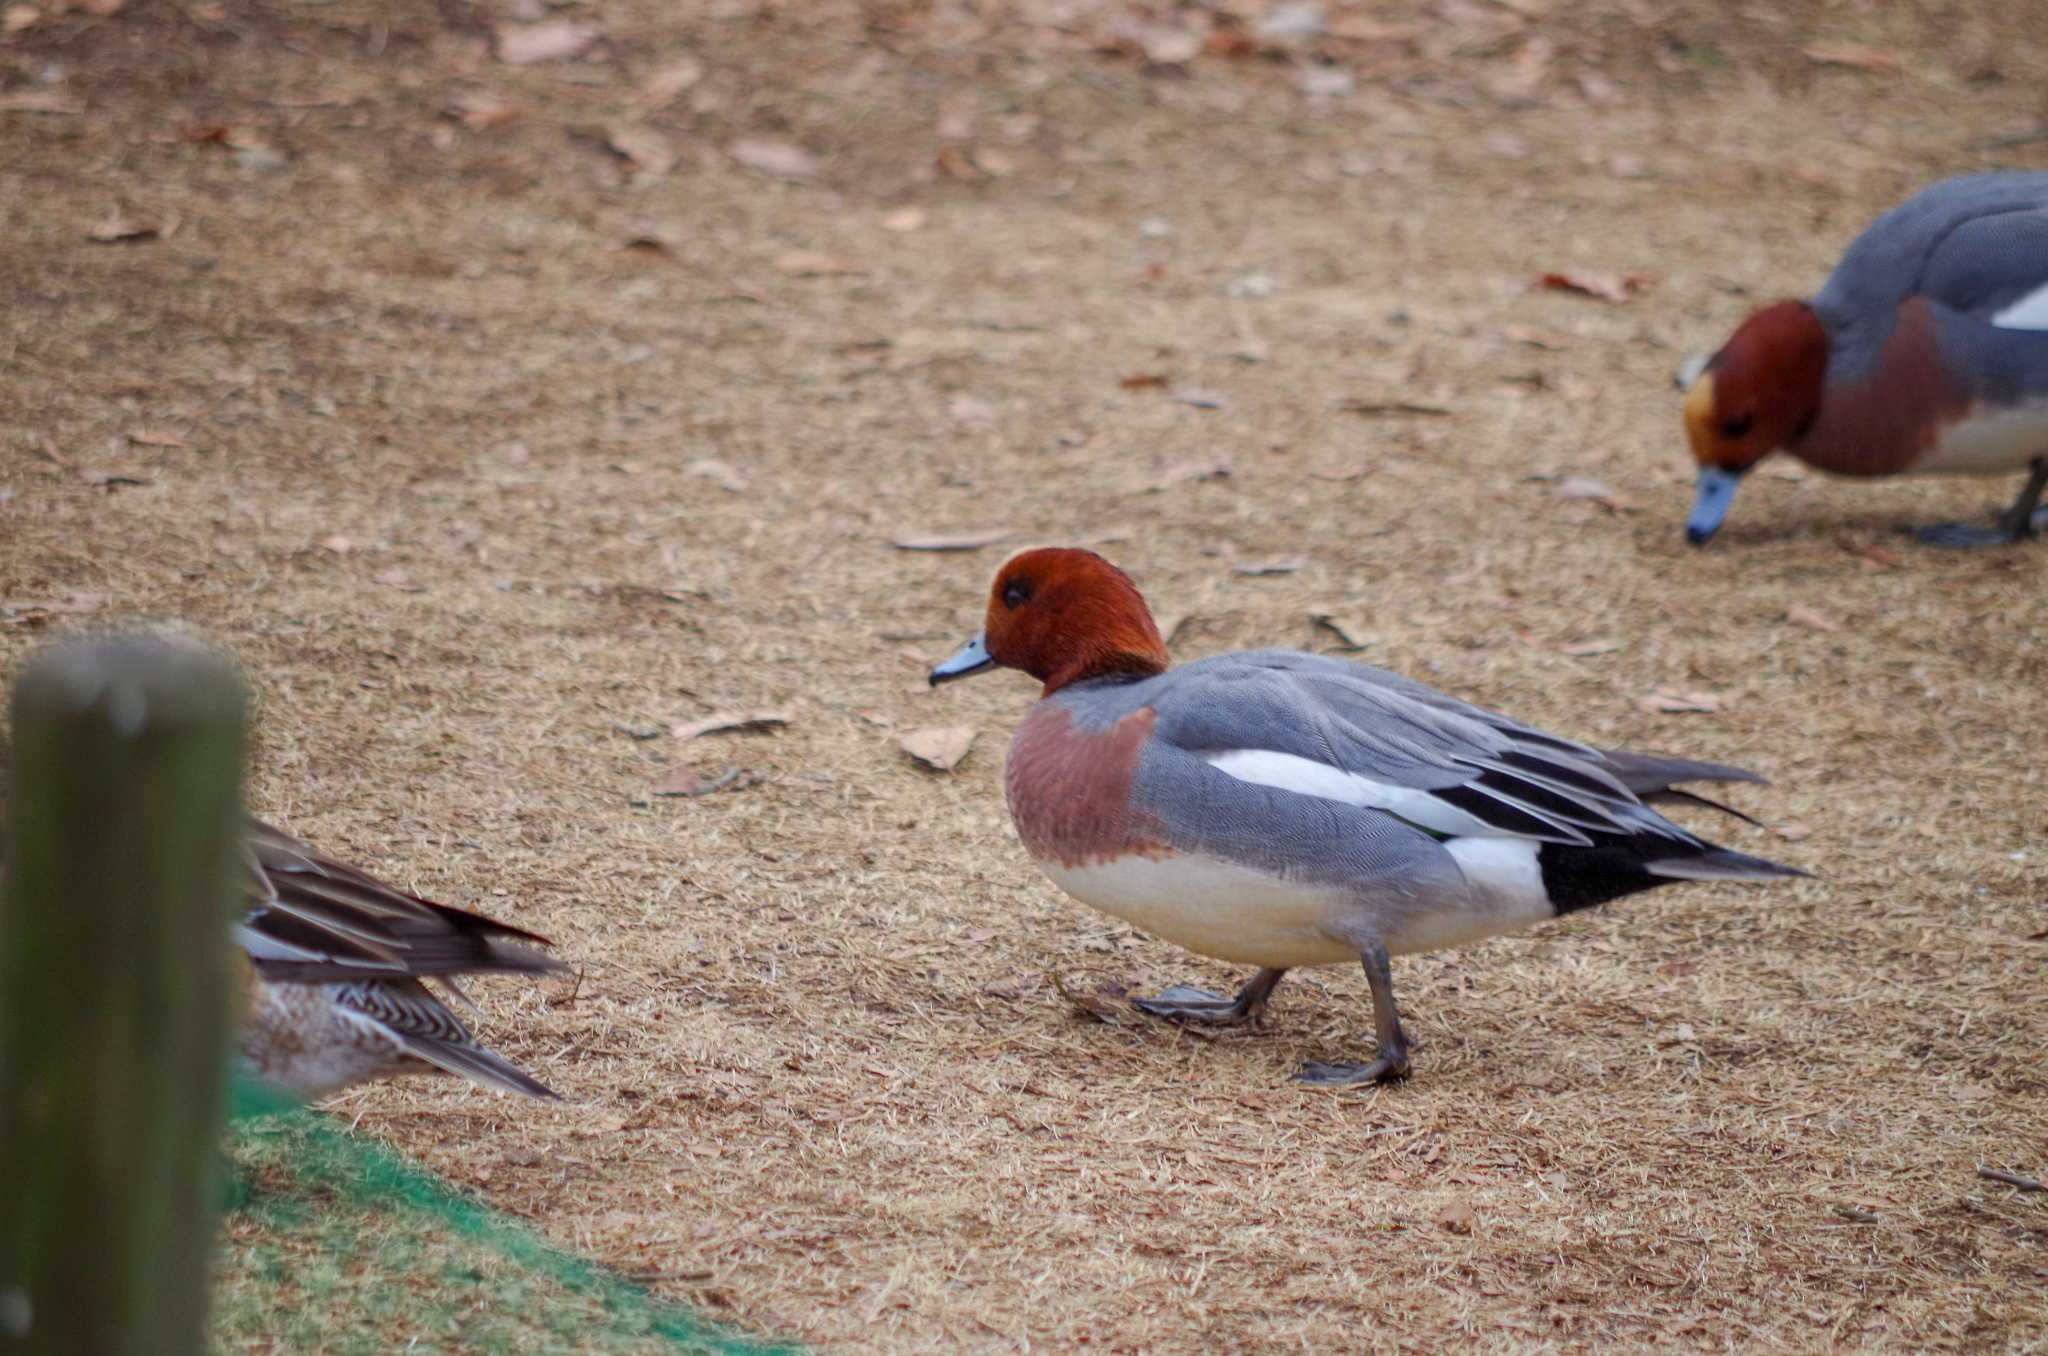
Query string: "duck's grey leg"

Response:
xmin=1294 ymin=943 xmax=1412 ymax=1086
xmin=1915 ymin=458 xmax=2048 ymax=547
xmin=1131 ymin=967 xmax=1286 ymax=1027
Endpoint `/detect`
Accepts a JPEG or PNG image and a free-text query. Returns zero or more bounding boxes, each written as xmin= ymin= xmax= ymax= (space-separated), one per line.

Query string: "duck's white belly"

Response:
xmin=241 ymin=980 xmax=406 ymax=1098
xmin=1038 ymin=852 xmax=1361 ymax=968
xmin=1916 ymin=401 xmax=2048 ymax=475
xmin=1035 ymin=838 xmax=1559 ymax=968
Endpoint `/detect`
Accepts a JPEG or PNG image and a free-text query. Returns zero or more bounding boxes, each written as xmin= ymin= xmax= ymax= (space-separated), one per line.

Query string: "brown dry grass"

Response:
xmin=4 ymin=1 xmax=2047 ymax=1351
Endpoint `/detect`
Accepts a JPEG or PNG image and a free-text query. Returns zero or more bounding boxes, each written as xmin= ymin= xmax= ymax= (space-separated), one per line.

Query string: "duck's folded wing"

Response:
xmin=1914 ymin=189 xmax=2048 ymax=326
xmin=242 ymin=818 xmax=566 ymax=983
xmin=1147 ymin=652 xmax=1696 ymax=849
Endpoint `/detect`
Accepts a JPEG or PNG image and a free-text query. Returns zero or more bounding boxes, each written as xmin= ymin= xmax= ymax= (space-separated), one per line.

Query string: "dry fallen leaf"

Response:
xmin=671 ymin=710 xmax=792 ymax=740
xmin=1118 ymin=372 xmax=1169 ymax=391
xmin=1145 ymin=460 xmax=1232 ymax=491
xmin=1051 ymin=973 xmax=1131 ymax=1024
xmin=0 ymin=6 xmax=40 ymax=35
xmin=893 ymin=529 xmax=1011 ymax=552
xmin=1804 ymin=43 xmax=1904 ymax=74
xmin=684 ymin=458 xmax=749 ymax=493
xmin=652 ymin=765 xmax=757 ymax=797
xmin=1436 ymin=1201 xmax=1477 ymax=1234
xmin=880 ymin=205 xmax=928 ymax=232
xmin=1234 ymin=557 xmax=1305 ymax=576
xmin=1775 ymin=821 xmax=1814 ymax=842
xmin=1785 ymin=604 xmax=1839 ymax=633
xmin=1638 ymin=687 xmax=1723 ymax=715
xmin=1857 ymin=545 xmax=1904 ymax=573
xmin=1537 ymin=270 xmax=1649 ymax=303
xmin=637 ymin=56 xmax=704 ymax=107
xmin=772 ymin=250 xmax=863 ymax=276
xmin=1153 ymin=611 xmax=1193 ymax=646
xmin=86 ymin=212 xmax=164 ymax=243
xmin=125 ymin=428 xmax=187 ymax=448
xmin=1501 ymin=323 xmax=1571 ymax=349
xmin=1338 ymin=397 xmax=1454 ymax=417
xmin=1 ymin=592 xmax=105 ymax=627
xmin=495 ymin=21 xmax=599 ymax=65
xmin=0 ymin=90 xmax=81 ymax=115
xmin=729 ymin=138 xmax=820 ymax=177
xmin=1557 ymin=638 xmax=1622 ymax=657
xmin=899 ymin=725 xmax=977 ymax=772
xmin=1297 ymin=63 xmax=1356 ymax=98
xmin=372 ymin=569 xmax=425 ymax=593
xmin=1554 ymin=476 xmax=1640 ymax=512
xmin=607 ymin=124 xmax=678 ymax=176
xmin=451 ymin=91 xmax=521 ymax=129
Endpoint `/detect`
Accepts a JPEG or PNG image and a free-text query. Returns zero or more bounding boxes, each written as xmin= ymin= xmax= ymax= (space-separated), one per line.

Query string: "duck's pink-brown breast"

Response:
xmin=1801 ymin=297 xmax=1972 ymax=475
xmin=1003 ymin=701 xmax=1169 ymax=869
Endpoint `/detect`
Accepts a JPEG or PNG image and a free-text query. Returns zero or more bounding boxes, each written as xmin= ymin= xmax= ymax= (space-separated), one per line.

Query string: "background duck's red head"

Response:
xmin=929 ymin=547 xmax=1169 ymax=695
xmin=1681 ymin=300 xmax=1829 ymax=544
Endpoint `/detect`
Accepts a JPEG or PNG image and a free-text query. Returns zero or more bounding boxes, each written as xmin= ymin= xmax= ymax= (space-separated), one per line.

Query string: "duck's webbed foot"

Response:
xmin=1916 ymin=459 xmax=2048 ymax=548
xmin=1294 ymin=1048 xmax=1410 ymax=1086
xmin=1294 ymin=942 xmax=1414 ymax=1088
xmin=1131 ymin=967 xmax=1285 ymax=1027
xmin=1914 ymin=520 xmax=2030 ymax=549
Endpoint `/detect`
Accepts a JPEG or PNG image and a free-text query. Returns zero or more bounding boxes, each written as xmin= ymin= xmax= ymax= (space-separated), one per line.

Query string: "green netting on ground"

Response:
xmin=216 ymin=1085 xmax=794 ymax=1356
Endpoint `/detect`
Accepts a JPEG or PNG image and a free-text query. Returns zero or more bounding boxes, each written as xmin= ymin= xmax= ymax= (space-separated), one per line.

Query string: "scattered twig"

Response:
xmin=1977 ymin=1167 xmax=2045 ymax=1192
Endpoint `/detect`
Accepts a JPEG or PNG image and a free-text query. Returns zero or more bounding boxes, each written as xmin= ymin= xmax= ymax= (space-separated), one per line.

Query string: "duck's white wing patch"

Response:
xmin=1991 ymin=281 xmax=2048 ymax=330
xmin=1206 ymin=747 xmax=1611 ymax=843
xmin=1207 ymin=748 xmax=1502 ymax=840
xmin=1674 ymin=350 xmax=1711 ymax=391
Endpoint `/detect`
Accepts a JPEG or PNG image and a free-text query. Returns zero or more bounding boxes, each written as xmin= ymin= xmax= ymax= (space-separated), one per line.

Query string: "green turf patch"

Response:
xmin=216 ymin=1092 xmax=793 ymax=1356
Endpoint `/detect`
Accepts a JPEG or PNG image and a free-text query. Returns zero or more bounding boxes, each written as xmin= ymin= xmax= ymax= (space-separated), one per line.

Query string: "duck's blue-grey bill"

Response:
xmin=1685 ymin=466 xmax=1744 ymax=545
xmin=929 ymin=633 xmax=994 ymax=685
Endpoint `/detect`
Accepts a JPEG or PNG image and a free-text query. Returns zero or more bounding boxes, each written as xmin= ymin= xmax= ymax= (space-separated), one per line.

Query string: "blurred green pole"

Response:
xmin=0 ymin=637 xmax=247 ymax=1354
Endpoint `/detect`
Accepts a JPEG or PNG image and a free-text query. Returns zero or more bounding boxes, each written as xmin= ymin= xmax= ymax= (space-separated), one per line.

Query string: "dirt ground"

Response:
xmin=4 ymin=1 xmax=2046 ymax=1351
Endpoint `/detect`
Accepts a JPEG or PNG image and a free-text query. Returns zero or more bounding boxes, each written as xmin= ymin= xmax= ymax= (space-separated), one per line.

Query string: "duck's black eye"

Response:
xmin=1720 ymin=413 xmax=1755 ymax=439
xmin=1001 ymin=578 xmax=1033 ymax=610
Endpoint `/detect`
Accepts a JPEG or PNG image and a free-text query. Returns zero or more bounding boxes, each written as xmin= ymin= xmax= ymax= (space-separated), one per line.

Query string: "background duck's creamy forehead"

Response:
xmin=4 ymin=2 xmax=2044 ymax=1351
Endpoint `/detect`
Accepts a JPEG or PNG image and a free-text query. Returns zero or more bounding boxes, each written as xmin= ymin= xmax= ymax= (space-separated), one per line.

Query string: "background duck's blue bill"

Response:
xmin=929 ymin=633 xmax=994 ymax=684
xmin=1685 ymin=467 xmax=1744 ymax=544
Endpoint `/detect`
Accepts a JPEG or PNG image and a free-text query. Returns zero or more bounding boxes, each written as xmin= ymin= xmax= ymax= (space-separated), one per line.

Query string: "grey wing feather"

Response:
xmin=1817 ymin=173 xmax=2048 ymax=321
xmin=1910 ymin=190 xmax=2048 ymax=322
xmin=1147 ymin=652 xmax=1700 ymax=848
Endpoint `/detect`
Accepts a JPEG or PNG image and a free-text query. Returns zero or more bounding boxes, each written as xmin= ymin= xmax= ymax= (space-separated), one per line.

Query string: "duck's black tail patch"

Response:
xmin=1539 ymin=839 xmax=1807 ymax=915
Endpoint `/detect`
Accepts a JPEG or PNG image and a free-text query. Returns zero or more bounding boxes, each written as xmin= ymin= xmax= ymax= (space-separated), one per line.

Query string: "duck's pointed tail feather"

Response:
xmin=1646 ymin=846 xmax=1809 ymax=883
xmin=1639 ymin=787 xmax=1764 ymax=827
xmin=396 ymin=1032 xmax=561 ymax=1100
xmin=1599 ymin=748 xmax=1768 ymax=793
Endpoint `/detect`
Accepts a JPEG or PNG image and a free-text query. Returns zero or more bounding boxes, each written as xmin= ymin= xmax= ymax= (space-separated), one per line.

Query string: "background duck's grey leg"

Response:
xmin=2003 ymin=458 xmax=2048 ymax=538
xmin=1915 ymin=458 xmax=2048 ymax=547
xmin=1132 ymin=967 xmax=1286 ymax=1026
xmin=1295 ymin=943 xmax=1412 ymax=1086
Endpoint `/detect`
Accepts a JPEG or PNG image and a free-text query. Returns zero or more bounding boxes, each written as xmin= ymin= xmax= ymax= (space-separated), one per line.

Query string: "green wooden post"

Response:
xmin=0 ymin=636 xmax=247 ymax=1354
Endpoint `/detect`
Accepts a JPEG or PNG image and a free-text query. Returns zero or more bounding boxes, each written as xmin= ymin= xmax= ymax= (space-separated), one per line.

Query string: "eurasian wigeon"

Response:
xmin=1681 ymin=171 xmax=2048 ymax=547
xmin=931 ymin=548 xmax=1804 ymax=1086
xmin=234 ymin=818 xmax=566 ymax=1099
